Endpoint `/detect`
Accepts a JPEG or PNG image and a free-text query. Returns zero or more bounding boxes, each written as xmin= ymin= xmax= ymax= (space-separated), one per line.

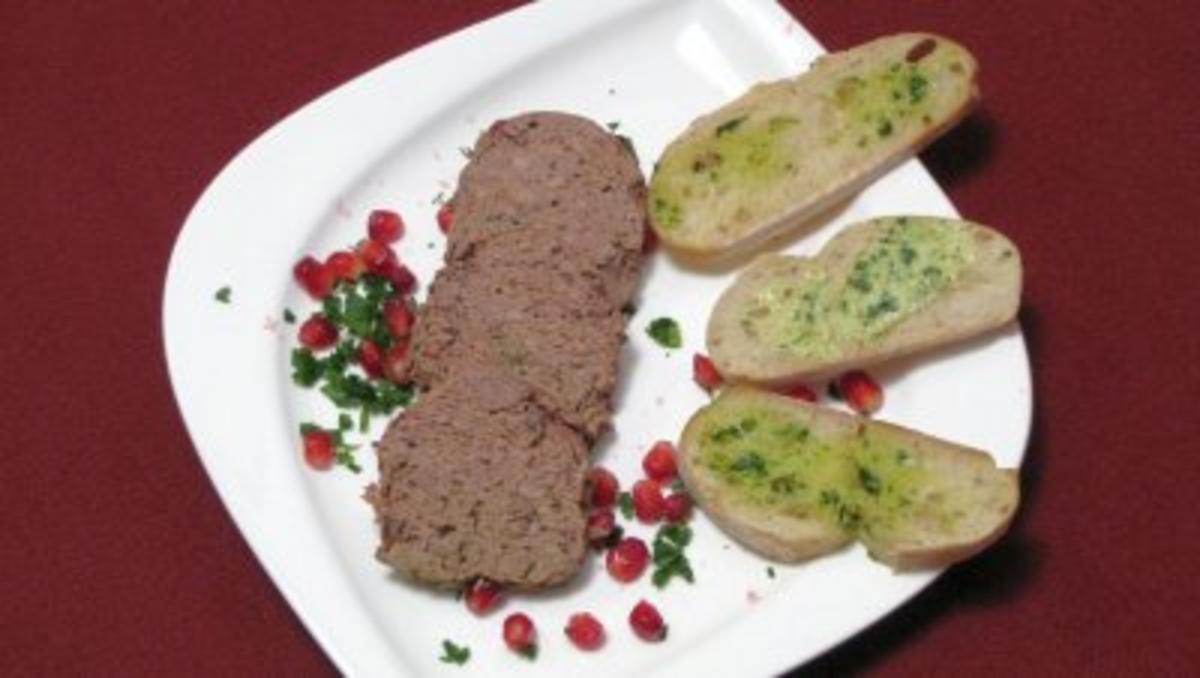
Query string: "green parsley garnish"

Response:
xmin=651 ymin=523 xmax=695 ymax=588
xmin=617 ymin=491 xmax=635 ymax=520
xmin=283 ymin=308 xmax=296 ymax=324
xmin=214 ymin=286 xmax=232 ymax=304
xmin=606 ymin=120 xmax=621 ymax=131
xmin=439 ymin=640 xmax=470 ymax=665
xmin=767 ymin=566 xmax=776 ymax=579
xmin=646 ymin=317 xmax=682 ymax=349
xmin=289 ymin=275 xmax=416 ymax=443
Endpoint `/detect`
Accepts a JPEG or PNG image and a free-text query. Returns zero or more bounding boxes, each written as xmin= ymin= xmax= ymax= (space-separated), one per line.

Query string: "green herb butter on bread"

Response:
xmin=707 ymin=216 xmax=1021 ymax=384
xmin=648 ymin=33 xmax=979 ymax=260
xmin=677 ymin=387 xmax=1019 ymax=570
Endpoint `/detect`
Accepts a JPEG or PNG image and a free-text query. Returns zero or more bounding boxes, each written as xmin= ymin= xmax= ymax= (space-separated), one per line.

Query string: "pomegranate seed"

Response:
xmin=605 ymin=536 xmax=650 ymax=582
xmin=378 ymin=260 xmax=417 ymax=295
xmin=437 ymin=203 xmax=455 ymax=234
xmin=302 ymin=429 xmax=334 ymax=470
xmin=383 ymin=341 xmax=411 ymax=385
xmin=629 ymin=600 xmax=667 ymax=641
xmin=564 ymin=613 xmax=605 ymax=651
xmin=838 ymin=370 xmax=883 ymax=416
xmin=586 ymin=466 xmax=619 ymax=508
xmin=358 ymin=339 xmax=384 ymax=379
xmin=585 ymin=509 xmax=617 ymax=545
xmin=464 ymin=578 xmax=504 ymax=616
xmin=642 ymin=441 xmax=678 ymax=482
xmin=642 ymin=224 xmax=658 ymax=254
xmin=382 ymin=297 xmax=415 ymax=339
xmin=906 ymin=37 xmax=938 ymax=63
xmin=693 ymin=353 xmax=723 ymax=393
xmin=502 ymin=613 xmax=537 ymax=656
xmin=298 ymin=315 xmax=338 ymax=350
xmin=325 ymin=250 xmax=365 ymax=282
xmin=663 ymin=493 xmax=692 ymax=524
xmin=631 ymin=479 xmax=665 ymax=523
xmin=783 ymin=384 xmax=818 ymax=402
xmin=356 ymin=239 xmax=396 ymax=273
xmin=293 ymin=255 xmax=335 ymax=299
xmin=367 ymin=209 xmax=405 ymax=243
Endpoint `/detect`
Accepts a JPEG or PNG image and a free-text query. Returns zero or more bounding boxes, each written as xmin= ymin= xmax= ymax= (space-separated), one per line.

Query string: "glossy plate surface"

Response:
xmin=163 ymin=1 xmax=1030 ymax=675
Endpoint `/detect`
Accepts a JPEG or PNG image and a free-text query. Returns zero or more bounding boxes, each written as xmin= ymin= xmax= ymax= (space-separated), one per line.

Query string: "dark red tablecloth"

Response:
xmin=4 ymin=1 xmax=1197 ymax=675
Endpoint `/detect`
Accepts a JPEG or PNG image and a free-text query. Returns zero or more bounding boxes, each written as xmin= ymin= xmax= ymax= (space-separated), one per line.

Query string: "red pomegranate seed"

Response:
xmin=663 ymin=493 xmax=692 ymax=524
xmin=464 ymin=578 xmax=504 ymax=616
xmin=356 ymin=239 xmax=396 ymax=273
xmin=783 ymin=384 xmax=818 ymax=402
xmin=586 ymin=509 xmax=617 ymax=545
xmin=378 ymin=260 xmax=417 ymax=295
xmin=382 ymin=297 xmax=414 ymax=339
xmin=437 ymin=203 xmax=455 ymax=234
xmin=906 ymin=37 xmax=938 ymax=63
xmin=629 ymin=600 xmax=667 ymax=641
xmin=838 ymin=370 xmax=883 ymax=416
xmin=693 ymin=353 xmax=723 ymax=393
xmin=503 ymin=613 xmax=537 ymax=656
xmin=564 ymin=613 xmax=605 ymax=651
xmin=605 ymin=536 xmax=650 ymax=583
xmin=642 ymin=224 xmax=658 ymax=254
xmin=382 ymin=341 xmax=411 ymax=385
xmin=293 ymin=255 xmax=335 ymax=299
xmin=631 ymin=479 xmax=665 ymax=523
xmin=298 ymin=315 xmax=338 ymax=350
xmin=325 ymin=250 xmax=365 ymax=282
xmin=358 ymin=339 xmax=384 ymax=379
xmin=302 ymin=429 xmax=334 ymax=470
xmin=586 ymin=466 xmax=619 ymax=508
xmin=367 ymin=209 xmax=405 ymax=243
xmin=642 ymin=441 xmax=678 ymax=482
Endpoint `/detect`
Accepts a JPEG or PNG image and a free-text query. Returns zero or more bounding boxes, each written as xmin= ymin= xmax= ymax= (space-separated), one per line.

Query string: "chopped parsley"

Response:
xmin=651 ymin=523 xmax=695 ymax=588
xmin=299 ymin=422 xmax=362 ymax=473
xmin=606 ymin=120 xmax=621 ymax=131
xmin=715 ymin=115 xmax=748 ymax=136
xmin=283 ymin=308 xmax=296 ymax=324
xmin=439 ymin=640 xmax=470 ymax=665
xmin=646 ymin=317 xmax=683 ymax=349
xmin=617 ymin=491 xmax=635 ymax=520
xmin=214 ymin=286 xmax=232 ymax=304
xmin=767 ymin=566 xmax=776 ymax=579
xmin=290 ymin=275 xmax=416 ymax=440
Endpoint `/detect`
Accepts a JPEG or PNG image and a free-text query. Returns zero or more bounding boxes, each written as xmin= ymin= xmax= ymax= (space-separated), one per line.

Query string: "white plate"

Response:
xmin=163 ymin=1 xmax=1031 ymax=675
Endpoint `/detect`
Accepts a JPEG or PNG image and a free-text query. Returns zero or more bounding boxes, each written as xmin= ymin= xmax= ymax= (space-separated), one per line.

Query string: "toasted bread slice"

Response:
xmin=648 ymin=33 xmax=978 ymax=261
xmin=707 ymin=216 xmax=1021 ymax=384
xmin=677 ymin=387 xmax=1019 ymax=570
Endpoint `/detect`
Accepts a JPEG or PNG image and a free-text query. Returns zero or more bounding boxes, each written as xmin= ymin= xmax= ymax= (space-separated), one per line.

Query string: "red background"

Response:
xmin=3 ymin=1 xmax=1198 ymax=675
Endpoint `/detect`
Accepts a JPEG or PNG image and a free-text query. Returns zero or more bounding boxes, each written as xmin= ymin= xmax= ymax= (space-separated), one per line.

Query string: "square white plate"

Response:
xmin=163 ymin=1 xmax=1030 ymax=675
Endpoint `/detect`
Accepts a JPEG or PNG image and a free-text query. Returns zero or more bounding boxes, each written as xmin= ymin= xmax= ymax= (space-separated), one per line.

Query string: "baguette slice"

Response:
xmin=708 ymin=216 xmax=1021 ymax=383
xmin=677 ymin=387 xmax=1019 ymax=570
xmin=648 ymin=33 xmax=978 ymax=260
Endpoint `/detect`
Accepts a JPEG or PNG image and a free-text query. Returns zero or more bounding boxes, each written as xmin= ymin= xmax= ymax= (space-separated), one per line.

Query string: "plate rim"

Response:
xmin=162 ymin=1 xmax=1032 ymax=675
